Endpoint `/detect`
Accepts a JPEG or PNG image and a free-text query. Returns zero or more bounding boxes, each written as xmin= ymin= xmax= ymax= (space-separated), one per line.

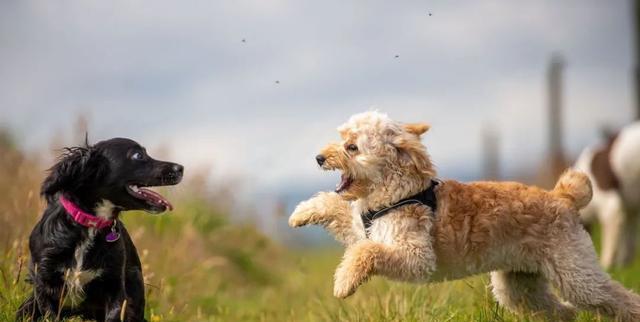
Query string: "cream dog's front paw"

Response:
xmin=289 ymin=192 xmax=343 ymax=228
xmin=333 ymin=242 xmax=379 ymax=298
xmin=288 ymin=201 xmax=315 ymax=227
xmin=333 ymin=264 xmax=361 ymax=299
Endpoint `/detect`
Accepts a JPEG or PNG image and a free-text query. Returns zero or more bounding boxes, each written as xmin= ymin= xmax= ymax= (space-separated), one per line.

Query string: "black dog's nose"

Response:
xmin=172 ymin=164 xmax=184 ymax=175
xmin=315 ymin=154 xmax=326 ymax=166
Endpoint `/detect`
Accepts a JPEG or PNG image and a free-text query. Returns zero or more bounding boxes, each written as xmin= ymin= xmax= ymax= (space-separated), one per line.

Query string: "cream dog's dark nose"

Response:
xmin=315 ymin=154 xmax=326 ymax=166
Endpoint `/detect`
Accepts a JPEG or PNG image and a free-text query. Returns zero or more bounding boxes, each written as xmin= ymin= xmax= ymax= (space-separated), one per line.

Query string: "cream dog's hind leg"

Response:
xmin=289 ymin=192 xmax=363 ymax=246
xmin=491 ymin=271 xmax=576 ymax=321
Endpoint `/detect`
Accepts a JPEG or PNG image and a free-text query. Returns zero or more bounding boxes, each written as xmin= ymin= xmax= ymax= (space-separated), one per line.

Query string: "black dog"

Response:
xmin=16 ymin=138 xmax=183 ymax=322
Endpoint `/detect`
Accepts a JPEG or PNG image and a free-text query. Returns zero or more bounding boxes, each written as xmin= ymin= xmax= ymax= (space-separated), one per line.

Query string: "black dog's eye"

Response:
xmin=347 ymin=144 xmax=358 ymax=152
xmin=131 ymin=152 xmax=144 ymax=160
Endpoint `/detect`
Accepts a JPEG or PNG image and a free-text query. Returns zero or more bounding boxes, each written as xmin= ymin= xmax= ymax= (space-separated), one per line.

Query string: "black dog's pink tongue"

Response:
xmin=139 ymin=187 xmax=173 ymax=211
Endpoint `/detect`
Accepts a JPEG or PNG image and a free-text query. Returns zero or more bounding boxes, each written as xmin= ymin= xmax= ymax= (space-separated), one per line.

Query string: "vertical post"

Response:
xmin=73 ymin=114 xmax=89 ymax=146
xmin=634 ymin=0 xmax=640 ymax=120
xmin=482 ymin=124 xmax=500 ymax=180
xmin=548 ymin=54 xmax=566 ymax=180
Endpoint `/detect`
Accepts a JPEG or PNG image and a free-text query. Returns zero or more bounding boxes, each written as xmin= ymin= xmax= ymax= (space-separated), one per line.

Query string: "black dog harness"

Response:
xmin=361 ymin=180 xmax=439 ymax=237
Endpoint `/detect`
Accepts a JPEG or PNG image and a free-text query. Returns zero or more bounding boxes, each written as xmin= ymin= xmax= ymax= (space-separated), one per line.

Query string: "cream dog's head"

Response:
xmin=316 ymin=111 xmax=435 ymax=204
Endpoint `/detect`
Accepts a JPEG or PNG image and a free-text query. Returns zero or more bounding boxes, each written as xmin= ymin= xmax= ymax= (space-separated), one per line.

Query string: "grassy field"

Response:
xmin=1 ymin=134 xmax=640 ymax=321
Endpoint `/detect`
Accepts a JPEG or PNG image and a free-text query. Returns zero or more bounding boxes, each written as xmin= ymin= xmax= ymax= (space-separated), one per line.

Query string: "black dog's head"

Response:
xmin=42 ymin=138 xmax=184 ymax=214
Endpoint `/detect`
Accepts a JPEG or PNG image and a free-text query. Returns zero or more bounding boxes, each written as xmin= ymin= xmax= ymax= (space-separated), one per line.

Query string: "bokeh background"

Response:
xmin=1 ymin=1 xmax=639 ymax=321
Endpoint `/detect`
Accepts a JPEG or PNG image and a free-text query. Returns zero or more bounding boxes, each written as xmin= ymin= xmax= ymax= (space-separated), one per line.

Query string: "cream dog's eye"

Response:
xmin=347 ymin=144 xmax=358 ymax=152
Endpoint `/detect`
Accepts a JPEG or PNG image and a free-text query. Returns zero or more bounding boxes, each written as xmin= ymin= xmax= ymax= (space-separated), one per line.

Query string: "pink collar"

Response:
xmin=59 ymin=195 xmax=114 ymax=229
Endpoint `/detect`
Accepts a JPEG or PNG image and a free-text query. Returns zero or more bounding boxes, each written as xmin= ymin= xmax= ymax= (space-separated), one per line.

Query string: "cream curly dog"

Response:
xmin=289 ymin=111 xmax=640 ymax=321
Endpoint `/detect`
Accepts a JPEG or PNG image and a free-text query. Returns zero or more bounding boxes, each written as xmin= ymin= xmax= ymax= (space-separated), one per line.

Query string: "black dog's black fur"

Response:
xmin=16 ymin=138 xmax=183 ymax=322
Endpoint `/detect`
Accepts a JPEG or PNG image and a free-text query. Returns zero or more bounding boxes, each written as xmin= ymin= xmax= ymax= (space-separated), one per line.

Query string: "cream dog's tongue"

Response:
xmin=335 ymin=174 xmax=353 ymax=193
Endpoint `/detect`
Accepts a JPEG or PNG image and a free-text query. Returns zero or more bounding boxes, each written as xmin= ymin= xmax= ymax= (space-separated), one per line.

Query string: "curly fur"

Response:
xmin=289 ymin=111 xmax=640 ymax=321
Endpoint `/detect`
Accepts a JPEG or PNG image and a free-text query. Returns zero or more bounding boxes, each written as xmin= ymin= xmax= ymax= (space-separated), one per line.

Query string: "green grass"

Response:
xmin=3 ymin=214 xmax=640 ymax=321
xmin=1 ymin=139 xmax=639 ymax=321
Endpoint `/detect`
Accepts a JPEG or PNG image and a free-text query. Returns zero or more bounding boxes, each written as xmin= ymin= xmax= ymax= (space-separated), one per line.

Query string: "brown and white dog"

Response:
xmin=574 ymin=122 xmax=640 ymax=269
xmin=289 ymin=112 xmax=640 ymax=321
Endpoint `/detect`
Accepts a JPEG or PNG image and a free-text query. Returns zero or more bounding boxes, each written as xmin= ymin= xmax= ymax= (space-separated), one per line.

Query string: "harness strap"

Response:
xmin=361 ymin=180 xmax=439 ymax=237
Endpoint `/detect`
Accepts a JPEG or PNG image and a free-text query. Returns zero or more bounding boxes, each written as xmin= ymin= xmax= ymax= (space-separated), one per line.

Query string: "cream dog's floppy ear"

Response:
xmin=403 ymin=123 xmax=430 ymax=136
xmin=393 ymin=135 xmax=435 ymax=177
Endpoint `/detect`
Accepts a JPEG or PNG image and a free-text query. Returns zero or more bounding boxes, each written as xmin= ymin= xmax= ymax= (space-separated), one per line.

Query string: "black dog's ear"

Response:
xmin=41 ymin=146 xmax=107 ymax=201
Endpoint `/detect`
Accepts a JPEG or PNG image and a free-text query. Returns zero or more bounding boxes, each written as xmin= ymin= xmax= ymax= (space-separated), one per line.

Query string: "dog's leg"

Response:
xmin=617 ymin=206 xmax=639 ymax=267
xmin=104 ymin=289 xmax=127 ymax=322
xmin=289 ymin=192 xmax=363 ymax=246
xmin=332 ymin=240 xmax=379 ymax=298
xmin=105 ymin=291 xmax=146 ymax=322
xmin=32 ymin=275 xmax=64 ymax=319
xmin=548 ymin=227 xmax=640 ymax=321
xmin=490 ymin=271 xmax=575 ymax=321
xmin=333 ymin=234 xmax=436 ymax=298
xmin=599 ymin=193 xmax=625 ymax=269
xmin=15 ymin=294 xmax=42 ymax=322
xmin=123 ymin=267 xmax=146 ymax=321
xmin=100 ymin=266 xmax=145 ymax=321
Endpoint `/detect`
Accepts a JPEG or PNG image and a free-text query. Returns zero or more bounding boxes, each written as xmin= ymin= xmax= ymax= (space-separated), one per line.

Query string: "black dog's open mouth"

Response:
xmin=336 ymin=173 xmax=353 ymax=193
xmin=126 ymin=184 xmax=174 ymax=212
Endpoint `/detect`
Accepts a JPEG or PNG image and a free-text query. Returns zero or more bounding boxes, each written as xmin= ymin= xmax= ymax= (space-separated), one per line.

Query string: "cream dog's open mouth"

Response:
xmin=336 ymin=173 xmax=353 ymax=193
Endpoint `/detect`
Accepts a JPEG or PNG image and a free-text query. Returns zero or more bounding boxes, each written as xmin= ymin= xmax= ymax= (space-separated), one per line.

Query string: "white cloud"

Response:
xmin=0 ymin=0 xmax=635 ymax=194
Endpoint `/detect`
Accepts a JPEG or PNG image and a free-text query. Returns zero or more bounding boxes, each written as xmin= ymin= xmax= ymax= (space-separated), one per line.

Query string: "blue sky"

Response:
xmin=0 ymin=0 xmax=636 ymax=195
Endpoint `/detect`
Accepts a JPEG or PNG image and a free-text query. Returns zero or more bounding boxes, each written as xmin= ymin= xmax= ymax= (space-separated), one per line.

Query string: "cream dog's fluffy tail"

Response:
xmin=552 ymin=169 xmax=593 ymax=210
